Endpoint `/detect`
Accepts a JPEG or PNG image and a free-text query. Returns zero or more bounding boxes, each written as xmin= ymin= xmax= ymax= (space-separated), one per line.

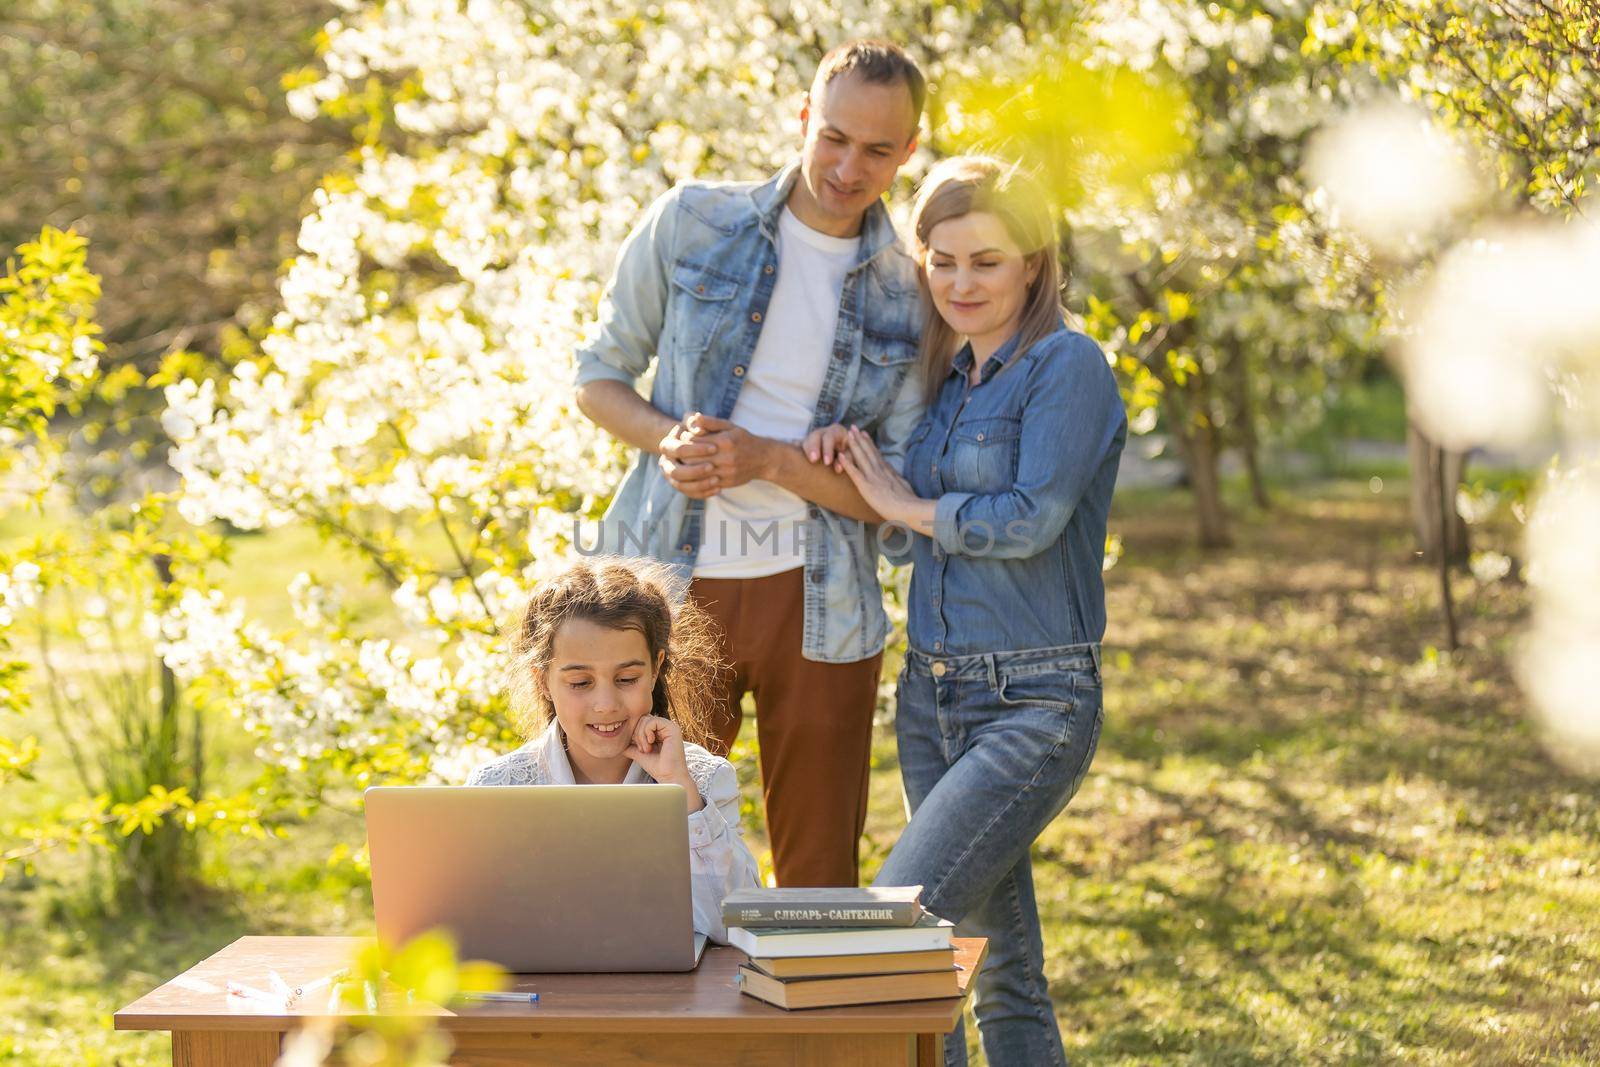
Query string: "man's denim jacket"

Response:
xmin=574 ymin=162 xmax=925 ymax=663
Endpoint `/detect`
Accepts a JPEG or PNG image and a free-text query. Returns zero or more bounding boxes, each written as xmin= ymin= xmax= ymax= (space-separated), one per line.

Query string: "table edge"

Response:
xmin=114 ymin=1010 xmax=964 ymax=1035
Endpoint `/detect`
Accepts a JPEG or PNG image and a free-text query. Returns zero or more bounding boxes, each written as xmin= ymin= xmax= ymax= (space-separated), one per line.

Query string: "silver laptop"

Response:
xmin=365 ymin=784 xmax=708 ymax=972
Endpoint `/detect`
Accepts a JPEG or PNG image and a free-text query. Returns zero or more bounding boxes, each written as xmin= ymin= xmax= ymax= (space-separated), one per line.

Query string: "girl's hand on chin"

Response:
xmin=623 ymin=715 xmax=704 ymax=813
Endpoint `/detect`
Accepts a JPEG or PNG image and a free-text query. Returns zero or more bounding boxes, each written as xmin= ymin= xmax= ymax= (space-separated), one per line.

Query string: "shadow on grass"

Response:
xmin=1102 ymin=493 xmax=1581 ymax=810
xmin=1014 ymin=490 xmax=1600 ymax=1063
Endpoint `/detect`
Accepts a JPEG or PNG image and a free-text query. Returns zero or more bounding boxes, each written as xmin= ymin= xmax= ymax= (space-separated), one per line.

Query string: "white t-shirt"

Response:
xmin=693 ymin=208 xmax=858 ymax=578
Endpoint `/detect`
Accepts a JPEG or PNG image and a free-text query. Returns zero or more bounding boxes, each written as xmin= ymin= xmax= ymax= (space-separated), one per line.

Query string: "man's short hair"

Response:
xmin=812 ymin=39 xmax=927 ymax=130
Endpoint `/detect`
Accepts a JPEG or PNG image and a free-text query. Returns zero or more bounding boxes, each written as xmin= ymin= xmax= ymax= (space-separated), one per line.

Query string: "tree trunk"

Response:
xmin=1167 ymin=394 xmax=1232 ymax=549
xmin=1240 ymin=433 xmax=1271 ymax=511
xmin=1227 ymin=345 xmax=1271 ymax=510
xmin=1124 ymin=266 xmax=1232 ymax=547
xmin=115 ymin=552 xmax=195 ymax=907
xmin=1434 ymin=448 xmax=1461 ymax=652
xmin=1407 ymin=419 xmax=1469 ymax=565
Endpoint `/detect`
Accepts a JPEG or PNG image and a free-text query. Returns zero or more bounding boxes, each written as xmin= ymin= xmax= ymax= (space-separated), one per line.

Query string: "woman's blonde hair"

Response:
xmin=507 ymin=557 xmax=724 ymax=749
xmin=910 ymin=155 xmax=1064 ymax=401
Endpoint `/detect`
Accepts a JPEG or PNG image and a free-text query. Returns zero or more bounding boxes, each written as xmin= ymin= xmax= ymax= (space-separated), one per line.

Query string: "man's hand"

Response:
xmin=657 ymin=419 xmax=721 ymax=499
xmin=683 ymin=413 xmax=774 ymax=491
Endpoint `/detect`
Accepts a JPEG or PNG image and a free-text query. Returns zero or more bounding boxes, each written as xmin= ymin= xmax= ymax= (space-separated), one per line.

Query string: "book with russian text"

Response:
xmin=721 ymin=885 xmax=925 ymax=929
xmin=726 ymin=912 xmax=953 ymax=959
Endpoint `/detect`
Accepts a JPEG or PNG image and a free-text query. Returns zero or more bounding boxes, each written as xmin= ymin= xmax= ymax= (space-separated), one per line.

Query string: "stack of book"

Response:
xmin=726 ymin=885 xmax=986 ymax=1010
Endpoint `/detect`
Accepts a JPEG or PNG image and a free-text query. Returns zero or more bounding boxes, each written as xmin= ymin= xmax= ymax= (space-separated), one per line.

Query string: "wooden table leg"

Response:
xmin=916 ymin=1031 xmax=947 ymax=1067
xmin=172 ymin=1030 xmax=281 ymax=1067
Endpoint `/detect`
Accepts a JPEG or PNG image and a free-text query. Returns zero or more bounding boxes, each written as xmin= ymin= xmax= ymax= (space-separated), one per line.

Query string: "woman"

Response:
xmin=807 ymin=156 xmax=1125 ymax=1065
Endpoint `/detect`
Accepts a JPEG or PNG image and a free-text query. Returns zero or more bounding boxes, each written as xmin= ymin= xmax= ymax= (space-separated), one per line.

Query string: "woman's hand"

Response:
xmin=802 ymin=423 xmax=852 ymax=471
xmin=837 ymin=425 xmax=925 ymax=524
xmin=624 ymin=715 xmax=704 ymax=813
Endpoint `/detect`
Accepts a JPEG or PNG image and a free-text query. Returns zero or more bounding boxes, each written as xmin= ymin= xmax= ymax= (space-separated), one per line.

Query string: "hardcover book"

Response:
xmin=744 ymin=947 xmax=954 ymax=980
xmin=721 ymin=885 xmax=925 ymax=928
xmin=735 ymin=938 xmax=989 ymax=1010
xmin=726 ymin=912 xmax=953 ymax=959
xmin=735 ymin=965 xmax=958 ymax=1009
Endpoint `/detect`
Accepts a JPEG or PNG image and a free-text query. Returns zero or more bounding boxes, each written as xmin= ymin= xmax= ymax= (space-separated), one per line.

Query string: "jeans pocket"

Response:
xmin=995 ymin=670 xmax=1078 ymax=715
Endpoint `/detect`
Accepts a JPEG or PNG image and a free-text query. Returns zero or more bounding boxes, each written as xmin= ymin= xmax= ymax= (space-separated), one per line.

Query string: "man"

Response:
xmin=573 ymin=40 xmax=926 ymax=887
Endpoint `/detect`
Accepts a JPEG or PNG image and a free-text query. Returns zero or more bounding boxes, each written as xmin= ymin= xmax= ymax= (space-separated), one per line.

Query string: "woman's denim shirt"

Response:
xmin=893 ymin=323 xmax=1127 ymax=657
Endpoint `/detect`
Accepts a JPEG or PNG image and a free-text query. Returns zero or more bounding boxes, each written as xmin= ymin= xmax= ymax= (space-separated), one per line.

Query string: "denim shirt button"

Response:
xmin=763 ymin=265 xmax=774 ymax=275
xmin=733 ymin=366 xmax=745 ymax=377
xmin=808 ymin=569 xmax=824 ymax=585
xmin=930 ymin=660 xmax=946 ymax=677
xmin=751 ymin=312 xmax=762 ymax=323
xmin=680 ymin=543 xmax=693 ymax=553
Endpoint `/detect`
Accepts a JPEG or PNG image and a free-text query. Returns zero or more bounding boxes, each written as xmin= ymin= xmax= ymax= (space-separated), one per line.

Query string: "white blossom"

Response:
xmin=1401 ymin=221 xmax=1600 ymax=451
xmin=1519 ymin=465 xmax=1600 ymax=773
xmin=1306 ymin=100 xmax=1489 ymax=255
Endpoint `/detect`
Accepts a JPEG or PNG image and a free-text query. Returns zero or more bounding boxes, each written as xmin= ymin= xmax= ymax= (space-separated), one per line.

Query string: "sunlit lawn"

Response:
xmin=3 ymin=479 xmax=1596 ymax=1064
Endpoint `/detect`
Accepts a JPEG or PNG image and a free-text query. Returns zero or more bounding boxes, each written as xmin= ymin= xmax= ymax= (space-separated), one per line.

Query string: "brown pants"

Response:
xmin=689 ymin=568 xmax=882 ymax=888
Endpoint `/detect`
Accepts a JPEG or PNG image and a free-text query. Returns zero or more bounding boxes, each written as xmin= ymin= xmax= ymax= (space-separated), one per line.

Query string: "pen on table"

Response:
xmin=226 ymin=980 xmax=281 ymax=1004
xmin=458 ymin=990 xmax=539 ymax=1004
xmin=267 ymin=970 xmax=293 ymax=999
xmin=295 ymin=967 xmax=350 ymax=1000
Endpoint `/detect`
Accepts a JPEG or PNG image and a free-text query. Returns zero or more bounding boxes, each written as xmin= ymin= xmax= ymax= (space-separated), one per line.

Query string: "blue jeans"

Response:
xmin=875 ymin=644 xmax=1104 ymax=1067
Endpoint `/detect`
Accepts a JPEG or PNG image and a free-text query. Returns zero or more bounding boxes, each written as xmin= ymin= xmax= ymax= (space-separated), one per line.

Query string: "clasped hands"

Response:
xmin=657 ymin=412 xmax=918 ymax=523
xmin=656 ymin=412 xmax=772 ymax=499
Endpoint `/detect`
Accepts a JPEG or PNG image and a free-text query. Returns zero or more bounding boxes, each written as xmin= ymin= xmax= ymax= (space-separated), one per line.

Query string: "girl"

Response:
xmin=466 ymin=557 xmax=760 ymax=943
xmin=808 ymin=156 xmax=1127 ymax=1065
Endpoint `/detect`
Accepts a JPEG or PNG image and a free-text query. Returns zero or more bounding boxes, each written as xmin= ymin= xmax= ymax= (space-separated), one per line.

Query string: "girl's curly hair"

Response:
xmin=508 ymin=556 xmax=724 ymax=748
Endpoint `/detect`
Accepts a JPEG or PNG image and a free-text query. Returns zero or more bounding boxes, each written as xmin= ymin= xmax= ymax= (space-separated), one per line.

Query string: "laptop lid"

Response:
xmin=365 ymin=784 xmax=702 ymax=972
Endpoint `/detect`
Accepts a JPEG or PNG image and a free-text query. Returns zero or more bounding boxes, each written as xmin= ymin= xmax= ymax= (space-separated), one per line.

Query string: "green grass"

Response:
xmin=4 ymin=482 xmax=1597 ymax=1064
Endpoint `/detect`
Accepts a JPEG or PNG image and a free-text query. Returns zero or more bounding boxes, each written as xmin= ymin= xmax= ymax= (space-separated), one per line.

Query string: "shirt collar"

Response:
xmin=949 ymin=328 xmax=1026 ymax=385
xmin=750 ymin=160 xmax=903 ymax=268
xmin=948 ymin=317 xmax=1067 ymax=385
xmin=535 ymin=722 xmax=650 ymax=785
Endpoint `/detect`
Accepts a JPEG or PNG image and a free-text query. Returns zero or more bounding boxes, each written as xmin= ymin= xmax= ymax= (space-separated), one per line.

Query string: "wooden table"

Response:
xmin=115 ymin=935 xmax=984 ymax=1066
